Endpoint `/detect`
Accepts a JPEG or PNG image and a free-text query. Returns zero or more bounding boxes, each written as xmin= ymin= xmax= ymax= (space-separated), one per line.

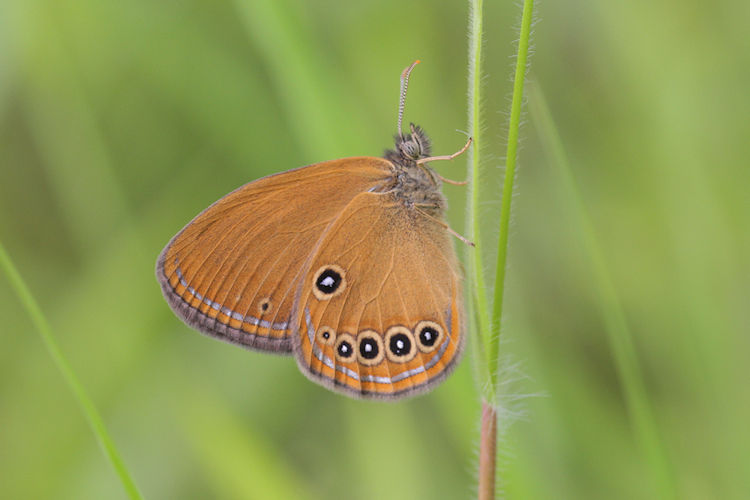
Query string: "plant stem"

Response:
xmin=490 ymin=0 xmax=535 ymax=390
xmin=467 ymin=0 xmax=493 ymax=395
xmin=0 ymin=242 xmax=144 ymax=500
xmin=469 ymin=0 xmax=534 ymax=498
xmin=478 ymin=402 xmax=497 ymax=500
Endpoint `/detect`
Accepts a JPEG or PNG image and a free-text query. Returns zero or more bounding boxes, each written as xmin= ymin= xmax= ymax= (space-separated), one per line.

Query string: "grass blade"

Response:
xmin=529 ymin=82 xmax=677 ymax=500
xmin=0 ymin=242 xmax=144 ymax=500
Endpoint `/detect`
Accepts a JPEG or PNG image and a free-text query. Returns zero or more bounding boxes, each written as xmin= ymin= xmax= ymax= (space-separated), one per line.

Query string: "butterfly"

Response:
xmin=156 ymin=61 xmax=471 ymax=399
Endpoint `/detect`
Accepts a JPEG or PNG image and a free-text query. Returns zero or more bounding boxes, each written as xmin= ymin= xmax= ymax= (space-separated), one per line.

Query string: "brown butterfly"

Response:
xmin=156 ymin=61 xmax=471 ymax=399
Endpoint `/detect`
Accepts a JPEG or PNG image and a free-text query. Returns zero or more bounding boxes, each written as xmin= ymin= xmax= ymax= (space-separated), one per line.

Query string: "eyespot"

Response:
xmin=334 ymin=333 xmax=356 ymax=363
xmin=356 ymin=330 xmax=384 ymax=366
xmin=312 ymin=264 xmax=346 ymax=300
xmin=316 ymin=326 xmax=336 ymax=346
xmin=384 ymin=326 xmax=417 ymax=363
xmin=258 ymin=297 xmax=272 ymax=315
xmin=415 ymin=320 xmax=444 ymax=353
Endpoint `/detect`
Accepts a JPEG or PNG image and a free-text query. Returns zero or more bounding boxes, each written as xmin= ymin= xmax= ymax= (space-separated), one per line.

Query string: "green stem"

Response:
xmin=0 ymin=242 xmax=144 ymax=500
xmin=470 ymin=2 xmax=535 ymax=499
xmin=529 ymin=83 xmax=677 ymax=500
xmin=467 ymin=0 xmax=493 ymax=394
xmin=490 ymin=0 xmax=535 ymax=393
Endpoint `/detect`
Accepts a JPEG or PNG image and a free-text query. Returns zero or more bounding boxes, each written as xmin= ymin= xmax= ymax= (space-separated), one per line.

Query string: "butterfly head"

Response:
xmin=385 ymin=123 xmax=432 ymax=167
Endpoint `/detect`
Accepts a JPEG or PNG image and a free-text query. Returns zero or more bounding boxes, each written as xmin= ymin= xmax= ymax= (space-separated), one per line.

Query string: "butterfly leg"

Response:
xmin=416 ymin=136 xmax=473 ymax=165
xmin=439 ymin=175 xmax=468 ymax=186
xmin=414 ymin=206 xmax=475 ymax=247
xmin=416 ymin=136 xmax=472 ymax=186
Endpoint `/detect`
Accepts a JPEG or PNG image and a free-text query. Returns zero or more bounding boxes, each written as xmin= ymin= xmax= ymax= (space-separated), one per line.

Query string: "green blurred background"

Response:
xmin=1 ymin=0 xmax=748 ymax=498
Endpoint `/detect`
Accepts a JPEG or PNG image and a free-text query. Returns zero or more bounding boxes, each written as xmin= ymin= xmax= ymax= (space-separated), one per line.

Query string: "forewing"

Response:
xmin=292 ymin=192 xmax=463 ymax=398
xmin=157 ymin=158 xmax=392 ymax=352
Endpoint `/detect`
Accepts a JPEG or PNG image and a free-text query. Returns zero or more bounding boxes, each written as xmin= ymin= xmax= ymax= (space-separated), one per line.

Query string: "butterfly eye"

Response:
xmin=415 ymin=320 xmax=444 ymax=353
xmin=316 ymin=326 xmax=336 ymax=346
xmin=384 ymin=326 xmax=417 ymax=363
xmin=312 ymin=264 xmax=347 ymax=300
xmin=399 ymin=140 xmax=421 ymax=160
xmin=334 ymin=333 xmax=356 ymax=363
xmin=258 ymin=297 xmax=272 ymax=314
xmin=356 ymin=330 xmax=385 ymax=366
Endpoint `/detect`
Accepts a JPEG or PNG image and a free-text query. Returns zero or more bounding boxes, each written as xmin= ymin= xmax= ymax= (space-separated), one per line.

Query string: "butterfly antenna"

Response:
xmin=397 ymin=60 xmax=420 ymax=138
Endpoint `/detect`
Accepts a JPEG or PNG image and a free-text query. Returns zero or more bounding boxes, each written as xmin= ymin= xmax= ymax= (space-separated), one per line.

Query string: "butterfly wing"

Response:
xmin=156 ymin=158 xmax=393 ymax=353
xmin=291 ymin=191 xmax=464 ymax=399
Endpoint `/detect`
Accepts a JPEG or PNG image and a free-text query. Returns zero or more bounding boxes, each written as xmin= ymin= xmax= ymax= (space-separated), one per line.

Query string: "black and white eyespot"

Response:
xmin=356 ymin=330 xmax=385 ymax=366
xmin=334 ymin=333 xmax=356 ymax=363
xmin=384 ymin=326 xmax=417 ymax=363
xmin=312 ymin=264 xmax=346 ymax=301
xmin=316 ymin=326 xmax=336 ymax=346
xmin=415 ymin=320 xmax=444 ymax=353
xmin=258 ymin=297 xmax=272 ymax=315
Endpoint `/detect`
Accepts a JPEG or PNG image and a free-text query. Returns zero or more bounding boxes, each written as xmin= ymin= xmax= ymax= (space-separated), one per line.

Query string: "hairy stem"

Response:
xmin=478 ymin=403 xmax=498 ymax=500
xmin=467 ymin=0 xmax=493 ymax=395
xmin=490 ymin=0 xmax=535 ymax=389
xmin=470 ymin=0 xmax=535 ymax=498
